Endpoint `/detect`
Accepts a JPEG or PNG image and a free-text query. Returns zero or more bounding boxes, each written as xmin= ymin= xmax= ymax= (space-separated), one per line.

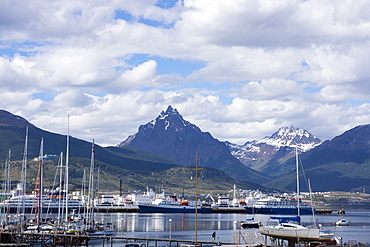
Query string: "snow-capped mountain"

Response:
xmin=271 ymin=124 xmax=370 ymax=191
xmin=225 ymin=126 xmax=322 ymax=172
xmin=262 ymin=126 xmax=322 ymax=151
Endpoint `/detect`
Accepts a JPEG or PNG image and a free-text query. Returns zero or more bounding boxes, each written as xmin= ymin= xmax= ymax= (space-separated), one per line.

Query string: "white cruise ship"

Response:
xmin=0 ymin=194 xmax=84 ymax=214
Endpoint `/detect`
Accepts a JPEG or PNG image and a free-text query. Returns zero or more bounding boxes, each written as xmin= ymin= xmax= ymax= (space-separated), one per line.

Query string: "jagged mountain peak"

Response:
xmin=116 ymin=106 xmax=263 ymax=183
xmin=272 ymin=126 xmax=313 ymax=139
xmin=258 ymin=126 xmax=322 ymax=151
xmin=145 ymin=105 xmax=199 ymax=133
xmin=117 ymin=105 xmax=198 ymax=147
xmin=160 ymin=105 xmax=179 ymax=118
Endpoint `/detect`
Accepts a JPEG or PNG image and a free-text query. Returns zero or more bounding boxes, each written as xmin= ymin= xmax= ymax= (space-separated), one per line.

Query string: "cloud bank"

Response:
xmin=1 ymin=0 xmax=370 ymax=146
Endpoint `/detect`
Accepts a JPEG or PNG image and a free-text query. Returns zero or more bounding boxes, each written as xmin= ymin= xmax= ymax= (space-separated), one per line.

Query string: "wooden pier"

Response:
xmin=0 ymin=232 xmax=237 ymax=247
xmin=1 ymin=232 xmax=367 ymax=247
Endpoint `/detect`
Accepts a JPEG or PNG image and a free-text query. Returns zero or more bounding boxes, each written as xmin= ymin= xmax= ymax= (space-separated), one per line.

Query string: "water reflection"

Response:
xmin=93 ymin=211 xmax=370 ymax=244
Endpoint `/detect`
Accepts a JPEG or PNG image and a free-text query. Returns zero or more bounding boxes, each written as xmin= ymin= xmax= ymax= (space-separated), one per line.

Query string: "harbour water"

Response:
xmin=88 ymin=210 xmax=370 ymax=246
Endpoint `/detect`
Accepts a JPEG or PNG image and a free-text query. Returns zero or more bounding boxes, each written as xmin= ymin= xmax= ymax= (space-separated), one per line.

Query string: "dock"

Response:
xmin=0 ymin=232 xmax=238 ymax=246
xmin=315 ymin=209 xmax=333 ymax=214
xmin=94 ymin=206 xmax=140 ymax=212
xmin=92 ymin=206 xmax=248 ymax=213
xmin=93 ymin=207 xmax=334 ymax=214
xmin=1 ymin=231 xmax=367 ymax=247
xmin=211 ymin=208 xmax=246 ymax=213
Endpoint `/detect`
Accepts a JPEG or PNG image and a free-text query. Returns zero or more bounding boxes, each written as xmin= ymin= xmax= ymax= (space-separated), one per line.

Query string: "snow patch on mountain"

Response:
xmin=257 ymin=126 xmax=321 ymax=152
xmin=225 ymin=126 xmax=323 ymax=168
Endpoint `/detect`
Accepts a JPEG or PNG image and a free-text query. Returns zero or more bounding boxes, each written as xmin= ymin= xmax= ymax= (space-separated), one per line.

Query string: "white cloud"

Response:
xmin=238 ymin=78 xmax=304 ymax=101
xmin=112 ymin=60 xmax=158 ymax=91
xmin=1 ymin=0 xmax=370 ymax=147
xmin=0 ymin=55 xmax=44 ymax=90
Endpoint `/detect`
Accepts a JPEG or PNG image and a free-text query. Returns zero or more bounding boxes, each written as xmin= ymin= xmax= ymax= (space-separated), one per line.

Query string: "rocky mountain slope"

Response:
xmin=118 ymin=106 xmax=270 ymax=184
xmin=269 ymin=124 xmax=370 ymax=192
xmin=225 ymin=126 xmax=322 ymax=173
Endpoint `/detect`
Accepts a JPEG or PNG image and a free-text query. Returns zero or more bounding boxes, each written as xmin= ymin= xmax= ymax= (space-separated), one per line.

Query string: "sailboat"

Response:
xmin=258 ymin=147 xmax=334 ymax=246
xmin=85 ymin=140 xmax=114 ymax=237
xmin=1 ymin=129 xmax=83 ymax=216
xmin=0 ymin=149 xmax=12 ymax=230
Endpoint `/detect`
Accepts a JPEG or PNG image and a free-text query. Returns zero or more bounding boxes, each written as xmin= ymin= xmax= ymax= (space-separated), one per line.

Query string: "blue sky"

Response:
xmin=126 ymin=54 xmax=205 ymax=78
xmin=1 ymin=0 xmax=370 ymax=146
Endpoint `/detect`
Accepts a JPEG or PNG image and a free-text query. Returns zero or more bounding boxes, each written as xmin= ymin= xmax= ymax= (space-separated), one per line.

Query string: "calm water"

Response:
xmin=89 ymin=210 xmax=370 ymax=246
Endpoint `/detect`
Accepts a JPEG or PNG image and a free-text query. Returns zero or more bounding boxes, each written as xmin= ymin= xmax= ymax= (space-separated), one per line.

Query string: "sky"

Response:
xmin=1 ymin=0 xmax=370 ymax=147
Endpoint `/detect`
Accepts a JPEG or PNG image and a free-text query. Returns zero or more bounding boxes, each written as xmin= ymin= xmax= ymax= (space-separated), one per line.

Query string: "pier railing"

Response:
xmin=0 ymin=232 xmax=236 ymax=247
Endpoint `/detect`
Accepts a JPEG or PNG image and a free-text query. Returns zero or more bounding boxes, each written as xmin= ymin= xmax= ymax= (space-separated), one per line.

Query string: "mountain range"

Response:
xmin=1 ymin=106 xmax=370 ymax=192
xmin=225 ymin=126 xmax=322 ymax=173
xmin=118 ymin=106 xmax=370 ymax=192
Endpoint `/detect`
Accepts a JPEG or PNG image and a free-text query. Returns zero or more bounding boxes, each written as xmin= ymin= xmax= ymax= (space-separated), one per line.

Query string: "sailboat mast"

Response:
xmin=1 ymin=151 xmax=9 ymax=223
xmin=35 ymin=138 xmax=44 ymax=228
xmin=296 ymin=146 xmax=300 ymax=217
xmin=58 ymin=151 xmax=63 ymax=223
xmin=65 ymin=115 xmax=70 ymax=220
xmin=308 ymin=179 xmax=317 ymax=227
xmin=5 ymin=149 xmax=11 ymax=222
xmin=88 ymin=140 xmax=95 ymax=226
xmin=195 ymin=152 xmax=199 ymax=244
xmin=81 ymin=168 xmax=86 ymax=217
xmin=21 ymin=127 xmax=28 ymax=199
xmin=6 ymin=149 xmax=11 ymax=200
xmin=233 ymin=184 xmax=236 ymax=205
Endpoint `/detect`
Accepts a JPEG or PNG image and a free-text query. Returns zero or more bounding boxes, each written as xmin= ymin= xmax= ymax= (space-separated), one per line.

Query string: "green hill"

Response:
xmin=7 ymin=157 xmax=259 ymax=195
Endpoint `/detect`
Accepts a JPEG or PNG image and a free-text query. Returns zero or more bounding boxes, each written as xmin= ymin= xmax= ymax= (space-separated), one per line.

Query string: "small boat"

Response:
xmin=259 ymin=148 xmax=334 ymax=245
xmin=240 ymin=218 xmax=261 ymax=228
xmin=335 ymin=218 xmax=350 ymax=226
xmin=259 ymin=216 xmax=334 ymax=242
xmin=86 ymin=223 xmax=115 ymax=236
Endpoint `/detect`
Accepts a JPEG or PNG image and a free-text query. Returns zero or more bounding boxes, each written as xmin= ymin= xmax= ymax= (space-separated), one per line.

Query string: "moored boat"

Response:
xmin=94 ymin=194 xmax=139 ymax=212
xmin=138 ymin=179 xmax=213 ymax=213
xmin=334 ymin=218 xmax=350 ymax=226
xmin=85 ymin=140 xmax=115 ymax=238
xmin=0 ymin=194 xmax=84 ymax=214
xmin=138 ymin=195 xmax=212 ymax=213
xmin=259 ymin=216 xmax=334 ymax=242
xmin=244 ymin=196 xmax=314 ymax=215
xmin=85 ymin=223 xmax=115 ymax=236
xmin=240 ymin=218 xmax=261 ymax=228
xmin=258 ymin=148 xmax=335 ymax=246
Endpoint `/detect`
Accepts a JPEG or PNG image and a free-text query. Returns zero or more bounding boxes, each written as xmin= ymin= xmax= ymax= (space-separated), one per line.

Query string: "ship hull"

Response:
xmin=2 ymin=206 xmax=85 ymax=214
xmin=3 ymin=207 xmax=85 ymax=214
xmin=94 ymin=205 xmax=139 ymax=212
xmin=259 ymin=226 xmax=321 ymax=241
xmin=138 ymin=204 xmax=212 ymax=213
xmin=245 ymin=207 xmax=313 ymax=215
